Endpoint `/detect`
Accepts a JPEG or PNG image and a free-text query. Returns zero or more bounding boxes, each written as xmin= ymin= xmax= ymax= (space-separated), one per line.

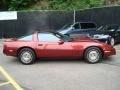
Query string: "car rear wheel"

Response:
xmin=18 ymin=48 xmax=36 ymax=65
xmin=84 ymin=47 xmax=102 ymax=64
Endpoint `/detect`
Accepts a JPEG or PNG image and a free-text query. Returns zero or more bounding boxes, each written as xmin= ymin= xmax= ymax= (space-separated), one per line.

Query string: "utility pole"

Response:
xmin=73 ymin=10 xmax=75 ymax=24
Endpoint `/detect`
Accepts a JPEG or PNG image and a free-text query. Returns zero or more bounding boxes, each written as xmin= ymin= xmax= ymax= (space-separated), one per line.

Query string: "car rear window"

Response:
xmin=18 ymin=35 xmax=33 ymax=41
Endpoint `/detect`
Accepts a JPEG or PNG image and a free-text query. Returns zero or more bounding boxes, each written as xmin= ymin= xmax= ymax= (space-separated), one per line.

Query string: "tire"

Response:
xmin=84 ymin=47 xmax=102 ymax=64
xmin=18 ymin=48 xmax=36 ymax=65
xmin=109 ymin=37 xmax=115 ymax=46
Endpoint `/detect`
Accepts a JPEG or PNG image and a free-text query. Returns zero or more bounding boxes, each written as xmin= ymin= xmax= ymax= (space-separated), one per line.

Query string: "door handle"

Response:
xmin=38 ymin=44 xmax=43 ymax=46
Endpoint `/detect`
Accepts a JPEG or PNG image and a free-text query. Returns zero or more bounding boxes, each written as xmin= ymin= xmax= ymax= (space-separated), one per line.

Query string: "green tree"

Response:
xmin=8 ymin=0 xmax=32 ymax=10
xmin=0 ymin=0 xmax=106 ymax=11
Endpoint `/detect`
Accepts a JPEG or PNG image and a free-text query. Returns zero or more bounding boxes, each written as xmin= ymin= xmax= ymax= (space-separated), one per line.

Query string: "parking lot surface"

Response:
xmin=0 ymin=40 xmax=120 ymax=90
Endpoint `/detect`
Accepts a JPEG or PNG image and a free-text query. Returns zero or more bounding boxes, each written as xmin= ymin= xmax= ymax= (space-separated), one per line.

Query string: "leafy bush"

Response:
xmin=8 ymin=0 xmax=32 ymax=10
xmin=89 ymin=0 xmax=104 ymax=8
xmin=47 ymin=0 xmax=104 ymax=10
xmin=0 ymin=0 xmax=105 ymax=11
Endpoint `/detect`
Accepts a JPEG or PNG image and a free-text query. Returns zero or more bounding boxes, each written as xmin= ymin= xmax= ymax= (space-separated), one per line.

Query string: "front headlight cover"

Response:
xmin=93 ymin=34 xmax=110 ymax=39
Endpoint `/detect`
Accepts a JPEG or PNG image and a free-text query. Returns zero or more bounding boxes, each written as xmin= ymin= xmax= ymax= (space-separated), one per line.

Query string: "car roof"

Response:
xmin=76 ymin=21 xmax=95 ymax=23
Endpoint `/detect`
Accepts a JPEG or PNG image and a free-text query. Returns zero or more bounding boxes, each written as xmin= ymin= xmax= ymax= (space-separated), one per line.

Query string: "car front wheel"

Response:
xmin=84 ymin=47 xmax=102 ymax=64
xmin=18 ymin=48 xmax=36 ymax=65
xmin=109 ymin=37 xmax=115 ymax=46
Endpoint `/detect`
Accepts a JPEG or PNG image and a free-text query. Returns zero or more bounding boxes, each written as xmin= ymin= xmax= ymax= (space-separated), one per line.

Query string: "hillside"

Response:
xmin=29 ymin=0 xmax=120 ymax=10
xmin=0 ymin=0 xmax=120 ymax=11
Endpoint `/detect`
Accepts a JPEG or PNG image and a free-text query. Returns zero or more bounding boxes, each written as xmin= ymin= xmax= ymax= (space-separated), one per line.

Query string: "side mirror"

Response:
xmin=58 ymin=40 xmax=64 ymax=44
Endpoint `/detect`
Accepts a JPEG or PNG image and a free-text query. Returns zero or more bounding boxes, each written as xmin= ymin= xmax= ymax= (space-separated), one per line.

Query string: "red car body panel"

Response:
xmin=3 ymin=32 xmax=116 ymax=59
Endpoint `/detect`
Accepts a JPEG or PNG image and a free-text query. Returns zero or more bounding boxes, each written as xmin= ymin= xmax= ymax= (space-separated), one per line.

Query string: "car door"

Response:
xmin=69 ymin=22 xmax=96 ymax=37
xmin=37 ymin=33 xmax=73 ymax=57
xmin=68 ymin=22 xmax=81 ymax=37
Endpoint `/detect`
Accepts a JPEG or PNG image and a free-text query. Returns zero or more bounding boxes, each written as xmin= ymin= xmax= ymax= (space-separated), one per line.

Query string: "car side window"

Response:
xmin=106 ymin=25 xmax=118 ymax=31
xmin=81 ymin=23 xmax=96 ymax=29
xmin=18 ymin=35 xmax=33 ymax=41
xmin=38 ymin=33 xmax=61 ymax=42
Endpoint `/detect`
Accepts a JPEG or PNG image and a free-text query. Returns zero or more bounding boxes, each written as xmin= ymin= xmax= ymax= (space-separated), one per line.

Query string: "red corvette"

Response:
xmin=3 ymin=32 xmax=116 ymax=65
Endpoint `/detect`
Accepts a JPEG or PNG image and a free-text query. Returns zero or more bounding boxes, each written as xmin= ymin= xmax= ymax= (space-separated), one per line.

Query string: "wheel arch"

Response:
xmin=83 ymin=46 xmax=104 ymax=57
xmin=17 ymin=46 xmax=36 ymax=57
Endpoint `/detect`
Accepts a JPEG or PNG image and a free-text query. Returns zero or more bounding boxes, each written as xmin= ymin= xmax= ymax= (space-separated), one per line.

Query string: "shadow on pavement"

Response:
xmin=8 ymin=56 xmax=115 ymax=65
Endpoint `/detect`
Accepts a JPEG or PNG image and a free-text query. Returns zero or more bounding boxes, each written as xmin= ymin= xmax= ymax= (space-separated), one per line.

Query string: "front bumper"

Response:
xmin=96 ymin=39 xmax=107 ymax=43
xmin=104 ymin=47 xmax=116 ymax=56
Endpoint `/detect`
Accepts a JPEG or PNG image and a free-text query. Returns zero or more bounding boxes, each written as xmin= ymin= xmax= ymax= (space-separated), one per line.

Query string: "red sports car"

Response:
xmin=3 ymin=32 xmax=116 ymax=65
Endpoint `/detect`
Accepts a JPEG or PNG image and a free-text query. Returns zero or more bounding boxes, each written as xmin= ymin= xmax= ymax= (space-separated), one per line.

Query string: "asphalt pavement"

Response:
xmin=0 ymin=40 xmax=120 ymax=90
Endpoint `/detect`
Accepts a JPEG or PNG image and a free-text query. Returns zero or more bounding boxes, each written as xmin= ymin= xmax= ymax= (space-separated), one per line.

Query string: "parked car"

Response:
xmin=92 ymin=24 xmax=120 ymax=46
xmin=3 ymin=32 xmax=116 ymax=65
xmin=58 ymin=22 xmax=120 ymax=46
xmin=58 ymin=22 xmax=97 ymax=37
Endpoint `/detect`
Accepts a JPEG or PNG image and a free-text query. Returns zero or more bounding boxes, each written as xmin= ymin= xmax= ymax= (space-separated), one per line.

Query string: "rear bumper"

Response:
xmin=3 ymin=49 xmax=16 ymax=56
xmin=3 ymin=45 xmax=17 ymax=56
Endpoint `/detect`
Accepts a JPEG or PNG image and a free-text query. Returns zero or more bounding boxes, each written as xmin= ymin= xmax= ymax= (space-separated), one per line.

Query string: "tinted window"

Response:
xmin=81 ymin=23 xmax=96 ymax=29
xmin=38 ymin=33 xmax=60 ymax=42
xmin=61 ymin=23 xmax=72 ymax=29
xmin=101 ymin=25 xmax=119 ymax=31
xmin=18 ymin=35 xmax=33 ymax=41
xmin=117 ymin=28 xmax=120 ymax=31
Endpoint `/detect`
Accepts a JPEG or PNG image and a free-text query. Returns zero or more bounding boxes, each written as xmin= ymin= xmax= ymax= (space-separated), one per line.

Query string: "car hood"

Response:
xmin=58 ymin=27 xmax=72 ymax=34
xmin=58 ymin=28 xmax=112 ymax=36
xmin=89 ymin=30 xmax=112 ymax=35
xmin=89 ymin=30 xmax=113 ymax=39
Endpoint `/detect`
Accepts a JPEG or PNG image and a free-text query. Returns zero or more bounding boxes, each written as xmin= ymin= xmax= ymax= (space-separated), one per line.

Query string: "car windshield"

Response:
xmin=97 ymin=25 xmax=119 ymax=31
xmin=60 ymin=23 xmax=73 ymax=29
xmin=53 ymin=32 xmax=72 ymax=42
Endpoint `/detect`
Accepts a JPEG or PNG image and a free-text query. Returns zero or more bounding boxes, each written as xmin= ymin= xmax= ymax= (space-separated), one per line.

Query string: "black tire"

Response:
xmin=109 ymin=37 xmax=115 ymax=46
xmin=84 ymin=47 xmax=102 ymax=64
xmin=18 ymin=48 xmax=36 ymax=65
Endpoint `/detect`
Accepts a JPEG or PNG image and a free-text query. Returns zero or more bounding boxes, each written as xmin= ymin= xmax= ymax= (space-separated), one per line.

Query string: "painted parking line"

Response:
xmin=0 ymin=66 xmax=23 ymax=90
